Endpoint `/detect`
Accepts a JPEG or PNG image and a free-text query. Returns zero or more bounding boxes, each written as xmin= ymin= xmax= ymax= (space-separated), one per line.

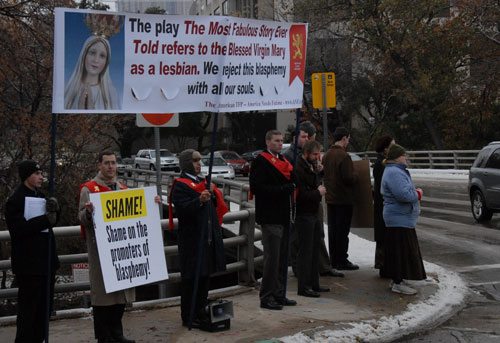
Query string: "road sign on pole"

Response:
xmin=311 ymin=72 xmax=336 ymax=109
xmin=136 ymin=113 xmax=179 ymax=127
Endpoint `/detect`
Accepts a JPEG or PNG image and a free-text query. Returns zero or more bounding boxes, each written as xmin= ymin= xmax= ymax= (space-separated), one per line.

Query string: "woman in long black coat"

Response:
xmin=372 ymin=135 xmax=394 ymax=276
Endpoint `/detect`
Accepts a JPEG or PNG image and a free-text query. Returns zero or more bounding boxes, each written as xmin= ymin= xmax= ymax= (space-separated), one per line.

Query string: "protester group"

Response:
xmin=5 ymin=123 xmax=427 ymax=342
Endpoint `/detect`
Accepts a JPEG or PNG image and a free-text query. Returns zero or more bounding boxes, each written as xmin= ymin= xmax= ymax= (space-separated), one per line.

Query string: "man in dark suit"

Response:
xmin=250 ymin=130 xmax=297 ymax=310
xmin=5 ymin=160 xmax=60 ymax=343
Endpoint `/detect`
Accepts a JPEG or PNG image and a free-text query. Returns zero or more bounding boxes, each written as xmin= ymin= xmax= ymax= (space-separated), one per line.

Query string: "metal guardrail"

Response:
xmin=0 ymin=176 xmax=260 ymax=301
xmin=355 ymin=150 xmax=479 ymax=169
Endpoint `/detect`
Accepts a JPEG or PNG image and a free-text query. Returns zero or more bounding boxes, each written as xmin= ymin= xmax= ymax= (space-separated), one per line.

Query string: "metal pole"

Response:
xmin=188 ymin=112 xmax=219 ymax=330
xmin=281 ymin=108 xmax=301 ymax=294
xmin=153 ymin=127 xmax=167 ymax=298
xmin=46 ymin=113 xmax=57 ymax=343
xmin=49 ymin=113 xmax=57 ymax=196
xmin=321 ymin=74 xmax=329 ymax=152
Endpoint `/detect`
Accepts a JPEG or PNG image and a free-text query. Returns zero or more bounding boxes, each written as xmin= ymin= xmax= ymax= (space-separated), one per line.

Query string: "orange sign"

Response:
xmin=136 ymin=113 xmax=179 ymax=127
xmin=143 ymin=113 xmax=174 ymax=125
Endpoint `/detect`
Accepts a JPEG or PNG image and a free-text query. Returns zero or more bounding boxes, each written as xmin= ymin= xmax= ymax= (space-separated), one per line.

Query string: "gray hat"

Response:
xmin=299 ymin=121 xmax=316 ymax=137
xmin=386 ymin=144 xmax=406 ymax=160
xmin=179 ymin=149 xmax=201 ymax=174
xmin=333 ymin=126 xmax=349 ymax=142
xmin=18 ymin=160 xmax=41 ymax=181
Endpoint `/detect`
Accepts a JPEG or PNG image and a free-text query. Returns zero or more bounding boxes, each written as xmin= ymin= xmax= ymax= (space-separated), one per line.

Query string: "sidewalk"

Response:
xmin=0 ymin=233 xmax=468 ymax=342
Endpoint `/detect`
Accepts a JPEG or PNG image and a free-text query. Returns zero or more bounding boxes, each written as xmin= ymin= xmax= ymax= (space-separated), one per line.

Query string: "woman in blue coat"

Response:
xmin=381 ymin=144 xmax=426 ymax=295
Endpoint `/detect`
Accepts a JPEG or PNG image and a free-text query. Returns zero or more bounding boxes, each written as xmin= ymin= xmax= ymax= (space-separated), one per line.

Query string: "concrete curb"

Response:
xmin=279 ymin=261 xmax=469 ymax=342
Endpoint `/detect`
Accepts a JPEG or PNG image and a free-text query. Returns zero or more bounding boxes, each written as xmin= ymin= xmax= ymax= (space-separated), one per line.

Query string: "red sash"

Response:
xmin=168 ymin=177 xmax=229 ymax=231
xmin=79 ymin=180 xmax=127 ymax=239
xmin=260 ymin=151 xmax=293 ymax=180
xmin=250 ymin=151 xmax=296 ymax=201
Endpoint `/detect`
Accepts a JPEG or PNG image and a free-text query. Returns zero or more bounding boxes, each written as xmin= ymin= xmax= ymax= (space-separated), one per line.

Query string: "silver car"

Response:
xmin=468 ymin=142 xmax=500 ymax=221
xmin=200 ymin=157 xmax=235 ymax=179
xmin=134 ymin=149 xmax=179 ymax=171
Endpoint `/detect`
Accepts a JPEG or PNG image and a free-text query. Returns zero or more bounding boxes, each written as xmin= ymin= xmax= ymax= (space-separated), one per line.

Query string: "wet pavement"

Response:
xmin=0 ymin=234 xmax=457 ymax=343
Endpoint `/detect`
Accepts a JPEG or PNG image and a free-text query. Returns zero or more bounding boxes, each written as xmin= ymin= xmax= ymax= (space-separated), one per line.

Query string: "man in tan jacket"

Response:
xmin=322 ymin=127 xmax=359 ymax=271
xmin=79 ymin=151 xmax=135 ymax=343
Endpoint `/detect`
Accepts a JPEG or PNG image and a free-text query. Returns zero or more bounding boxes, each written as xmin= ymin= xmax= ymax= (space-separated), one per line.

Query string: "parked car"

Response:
xmin=214 ymin=150 xmax=250 ymax=176
xmin=241 ymin=149 xmax=263 ymax=162
xmin=134 ymin=149 xmax=179 ymax=171
xmin=117 ymin=157 xmax=133 ymax=176
xmin=281 ymin=143 xmax=291 ymax=154
xmin=468 ymin=141 xmax=500 ymax=222
xmin=200 ymin=157 xmax=235 ymax=179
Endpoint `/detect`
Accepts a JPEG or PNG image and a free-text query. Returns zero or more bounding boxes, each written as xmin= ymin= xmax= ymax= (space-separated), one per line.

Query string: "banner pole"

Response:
xmin=153 ymin=127 xmax=167 ymax=299
xmin=321 ymin=74 xmax=329 ymax=152
xmin=188 ymin=112 xmax=218 ymax=329
xmin=46 ymin=112 xmax=57 ymax=343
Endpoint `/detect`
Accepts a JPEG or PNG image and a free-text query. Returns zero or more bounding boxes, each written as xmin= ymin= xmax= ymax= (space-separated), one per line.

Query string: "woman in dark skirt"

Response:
xmin=372 ymin=135 xmax=394 ymax=276
xmin=381 ymin=144 xmax=426 ymax=295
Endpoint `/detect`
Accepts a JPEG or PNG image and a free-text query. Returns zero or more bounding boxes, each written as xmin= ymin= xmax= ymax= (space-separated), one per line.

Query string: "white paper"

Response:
xmin=24 ymin=197 xmax=49 ymax=232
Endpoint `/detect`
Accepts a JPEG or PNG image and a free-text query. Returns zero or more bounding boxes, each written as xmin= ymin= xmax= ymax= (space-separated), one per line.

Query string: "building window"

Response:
xmin=222 ymin=1 xmax=228 ymax=15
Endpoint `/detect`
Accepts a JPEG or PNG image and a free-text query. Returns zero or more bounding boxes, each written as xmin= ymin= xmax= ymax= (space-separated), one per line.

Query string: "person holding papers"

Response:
xmin=78 ymin=151 xmax=135 ymax=343
xmin=5 ymin=160 xmax=60 ymax=343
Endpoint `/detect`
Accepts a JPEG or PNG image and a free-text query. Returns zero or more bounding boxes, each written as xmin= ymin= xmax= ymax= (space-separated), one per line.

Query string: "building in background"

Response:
xmin=115 ymin=0 xmax=193 ymax=15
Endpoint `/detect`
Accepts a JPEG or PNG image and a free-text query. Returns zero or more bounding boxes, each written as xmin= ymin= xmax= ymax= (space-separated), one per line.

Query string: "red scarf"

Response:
xmin=260 ymin=151 xmax=293 ymax=180
xmin=168 ymin=177 xmax=229 ymax=231
xmin=248 ymin=151 xmax=295 ymax=201
xmin=79 ymin=180 xmax=127 ymax=239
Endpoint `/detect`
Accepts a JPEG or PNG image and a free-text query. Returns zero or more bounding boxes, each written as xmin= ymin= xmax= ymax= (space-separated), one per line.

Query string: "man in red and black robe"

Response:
xmin=170 ymin=149 xmax=227 ymax=328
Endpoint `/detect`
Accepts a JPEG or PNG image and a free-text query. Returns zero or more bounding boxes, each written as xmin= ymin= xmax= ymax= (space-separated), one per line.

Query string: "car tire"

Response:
xmin=471 ymin=190 xmax=493 ymax=222
xmin=150 ymin=164 xmax=156 ymax=171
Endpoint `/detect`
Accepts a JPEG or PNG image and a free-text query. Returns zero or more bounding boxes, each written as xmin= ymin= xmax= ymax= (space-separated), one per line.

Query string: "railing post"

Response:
xmin=240 ymin=185 xmax=249 ymax=211
xmin=132 ymin=171 xmax=138 ymax=188
xmin=453 ymin=151 xmax=458 ymax=169
xmin=222 ymin=182 xmax=231 ymax=209
xmin=238 ymin=208 xmax=256 ymax=286
xmin=428 ymin=152 xmax=433 ymax=169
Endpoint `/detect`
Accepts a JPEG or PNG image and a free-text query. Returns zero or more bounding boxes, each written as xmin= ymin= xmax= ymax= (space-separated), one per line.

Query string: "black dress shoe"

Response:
xmin=276 ymin=297 xmax=297 ymax=306
xmin=334 ymin=261 xmax=359 ymax=270
xmin=297 ymin=289 xmax=320 ymax=298
xmin=112 ymin=336 xmax=135 ymax=343
xmin=260 ymin=299 xmax=283 ymax=310
xmin=313 ymin=286 xmax=330 ymax=292
xmin=320 ymin=269 xmax=345 ymax=277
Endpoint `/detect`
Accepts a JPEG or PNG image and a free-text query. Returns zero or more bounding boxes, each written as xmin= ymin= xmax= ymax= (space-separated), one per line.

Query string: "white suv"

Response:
xmin=134 ymin=149 xmax=179 ymax=171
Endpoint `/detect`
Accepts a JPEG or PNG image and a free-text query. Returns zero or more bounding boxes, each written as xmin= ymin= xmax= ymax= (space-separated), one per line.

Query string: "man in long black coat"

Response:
xmin=171 ymin=149 xmax=227 ymax=328
xmin=295 ymin=141 xmax=330 ymax=297
xmin=5 ymin=160 xmax=60 ymax=342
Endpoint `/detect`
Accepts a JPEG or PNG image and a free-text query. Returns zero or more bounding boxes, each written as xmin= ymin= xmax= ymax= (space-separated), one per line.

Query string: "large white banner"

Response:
xmin=53 ymin=8 xmax=308 ymax=114
xmin=90 ymin=186 xmax=168 ymax=293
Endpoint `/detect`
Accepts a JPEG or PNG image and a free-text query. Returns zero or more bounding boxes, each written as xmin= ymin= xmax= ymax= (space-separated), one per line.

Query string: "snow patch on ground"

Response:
xmin=280 ymin=232 xmax=468 ymax=343
xmin=409 ymin=169 xmax=469 ymax=180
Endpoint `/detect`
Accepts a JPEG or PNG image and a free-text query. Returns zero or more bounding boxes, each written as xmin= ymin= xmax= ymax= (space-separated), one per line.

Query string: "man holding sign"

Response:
xmin=79 ymin=151 xmax=161 ymax=343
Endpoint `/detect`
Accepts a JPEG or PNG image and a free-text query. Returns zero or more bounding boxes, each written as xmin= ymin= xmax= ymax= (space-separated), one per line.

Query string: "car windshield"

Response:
xmin=201 ymin=157 xmax=227 ymax=166
xmin=220 ymin=151 xmax=240 ymax=160
xmin=150 ymin=150 xmax=173 ymax=158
